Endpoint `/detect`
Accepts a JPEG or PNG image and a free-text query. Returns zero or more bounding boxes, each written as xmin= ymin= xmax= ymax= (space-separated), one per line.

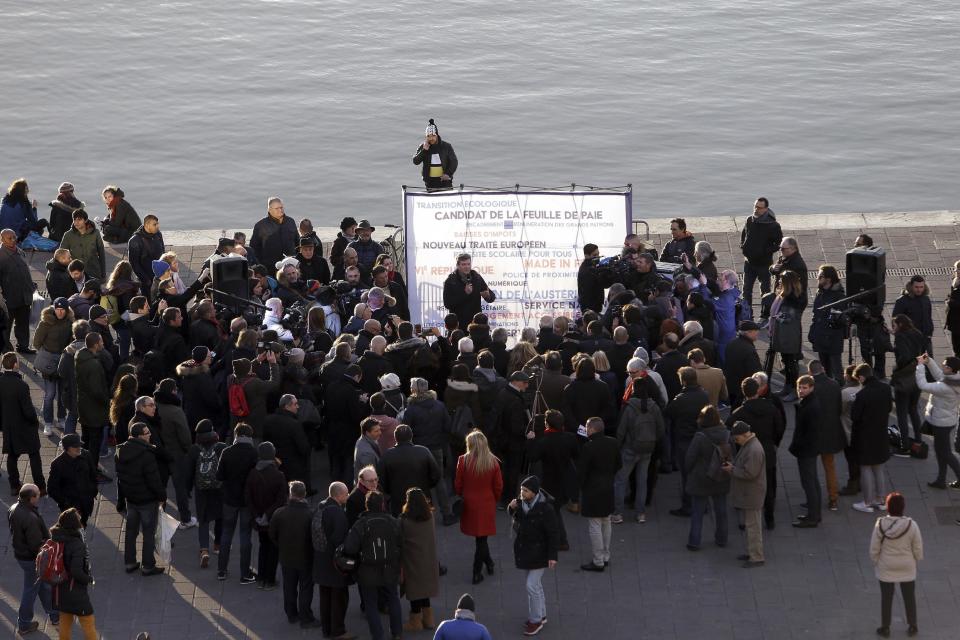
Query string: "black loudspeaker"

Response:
xmin=846 ymin=246 xmax=886 ymax=308
xmin=211 ymin=255 xmax=250 ymax=308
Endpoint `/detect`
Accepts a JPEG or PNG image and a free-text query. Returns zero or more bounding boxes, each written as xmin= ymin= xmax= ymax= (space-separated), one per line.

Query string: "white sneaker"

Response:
xmin=873 ymin=503 xmax=887 ymax=512
xmin=179 ymin=517 xmax=199 ymax=530
xmin=852 ymin=502 xmax=875 ymax=513
xmin=43 ymin=424 xmax=54 ymax=436
xmin=636 ymin=513 xmax=647 ymax=524
xmin=610 ymin=514 xmax=624 ymax=524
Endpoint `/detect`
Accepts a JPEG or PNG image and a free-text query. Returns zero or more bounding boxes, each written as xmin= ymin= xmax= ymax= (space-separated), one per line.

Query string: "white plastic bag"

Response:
xmin=156 ymin=507 xmax=179 ymax=565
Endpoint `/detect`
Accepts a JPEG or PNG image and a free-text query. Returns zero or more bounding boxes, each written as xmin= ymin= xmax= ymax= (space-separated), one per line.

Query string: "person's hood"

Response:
xmin=122 ymin=310 xmax=148 ymax=322
xmin=671 ymin=230 xmax=694 ymax=241
xmin=40 ymin=306 xmax=74 ymax=326
xmin=385 ymin=336 xmax=425 ymax=352
xmin=75 ymin=347 xmax=99 ymax=366
xmin=65 ymin=339 xmax=84 ymax=355
xmin=446 ymin=379 xmax=478 ymax=392
xmin=408 ymin=390 xmax=438 ymax=404
xmin=117 ymin=438 xmax=155 ymax=464
xmin=473 ymin=367 xmax=497 ymax=383
xmin=46 ymin=258 xmax=67 ymax=273
xmin=901 ymin=281 xmax=930 ymax=298
xmin=154 ymin=390 xmax=181 ymax=406
xmin=877 ymin=515 xmax=914 ymax=539
xmin=176 ymin=360 xmax=210 ymax=377
xmin=134 ymin=224 xmax=160 ymax=239
xmin=752 ymin=209 xmax=777 ymax=223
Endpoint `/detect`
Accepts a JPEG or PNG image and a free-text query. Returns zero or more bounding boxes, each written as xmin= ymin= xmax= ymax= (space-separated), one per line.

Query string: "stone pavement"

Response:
xmin=3 ymin=212 xmax=960 ymax=639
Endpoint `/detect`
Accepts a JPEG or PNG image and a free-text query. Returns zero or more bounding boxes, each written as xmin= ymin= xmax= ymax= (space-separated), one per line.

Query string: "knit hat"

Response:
xmin=191 ymin=346 xmax=209 ymax=363
xmin=275 ymin=256 xmax=299 ymax=271
xmin=61 ymin=433 xmax=82 ymax=449
xmin=633 ymin=346 xmax=649 ymax=363
xmin=287 ymin=348 xmax=305 ymax=366
xmin=339 ymin=216 xmax=357 ymax=232
xmin=151 ymin=259 xmax=171 ymax=278
xmin=425 ymin=118 xmax=439 ymax=136
xmin=509 ymin=371 xmax=530 ymax=383
xmin=521 ymin=475 xmax=541 ymax=494
xmin=456 ymin=593 xmax=475 ymax=612
xmin=379 ymin=373 xmax=401 ymax=390
xmin=258 ymin=441 xmax=276 ymax=461
xmin=195 ymin=419 xmax=214 ymax=435
xmin=58 ymin=182 xmax=75 ymax=194
xmin=53 ymin=297 xmax=69 ymax=310
xmin=731 ymin=420 xmax=752 ymax=436
xmin=88 ymin=305 xmax=107 ymax=321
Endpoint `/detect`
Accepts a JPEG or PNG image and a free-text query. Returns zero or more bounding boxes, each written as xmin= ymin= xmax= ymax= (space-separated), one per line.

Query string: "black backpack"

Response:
xmin=359 ymin=515 xmax=399 ymax=566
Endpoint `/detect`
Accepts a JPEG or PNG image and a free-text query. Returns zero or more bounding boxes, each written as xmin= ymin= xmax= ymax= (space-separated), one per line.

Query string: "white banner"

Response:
xmin=404 ymin=189 xmax=631 ymax=334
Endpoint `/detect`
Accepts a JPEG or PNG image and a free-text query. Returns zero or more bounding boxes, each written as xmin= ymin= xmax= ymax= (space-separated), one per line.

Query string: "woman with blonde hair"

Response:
xmin=507 ymin=341 xmax=537 ymax=376
xmin=455 ymin=430 xmax=503 ymax=584
xmin=592 ymin=351 xmax=621 ymax=402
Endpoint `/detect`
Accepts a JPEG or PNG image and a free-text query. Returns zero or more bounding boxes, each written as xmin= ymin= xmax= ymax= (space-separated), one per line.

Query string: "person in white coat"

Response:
xmin=263 ymin=297 xmax=294 ymax=343
xmin=869 ymin=492 xmax=922 ymax=637
xmin=915 ymin=354 xmax=960 ymax=489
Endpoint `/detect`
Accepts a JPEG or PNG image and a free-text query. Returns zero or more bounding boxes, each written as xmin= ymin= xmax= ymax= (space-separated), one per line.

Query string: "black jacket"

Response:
xmin=380 ymin=442 xmax=441 ymax=516
xmin=723 ymin=335 xmax=762 ymax=397
xmin=357 ymin=350 xmax=395 ymax=394
xmin=527 ymin=430 xmax=580 ymax=505
xmin=727 ymin=397 xmax=784 ymax=468
xmin=789 ymin=394 xmax=821 ymax=459
xmin=809 ymin=284 xmax=846 ymax=354
xmin=813 ymin=373 xmax=845 ymax=454
xmin=653 ymin=349 xmax=687 ymax=402
xmin=101 ymin=199 xmax=140 ymax=244
xmin=893 ymin=292 xmax=934 ymax=339
xmin=664 ymin=384 xmax=710 ymax=442
xmin=129 ymin=315 xmax=159 ymax=357
xmin=115 ymin=438 xmax=166 ymax=506
xmin=405 ymin=394 xmax=451 ymax=449
xmin=947 ymin=284 xmax=960 ymax=335
xmin=154 ymin=324 xmax=190 ymax=379
xmin=8 ymin=500 xmax=49 ymax=561
xmin=442 ymin=269 xmax=491 ymax=331
xmin=413 ymin=138 xmax=458 ymax=183
xmin=216 ymin=439 xmax=258 ymax=507
xmin=45 ymin=258 xmax=76 ymax=301
xmin=661 ymin=233 xmax=696 ymax=264
xmin=324 ymin=375 xmax=370 ymax=457
xmin=740 ymin=211 xmax=783 ymax=266
xmin=263 ymin=409 xmax=311 ymax=482
xmin=296 ymin=251 xmax=331 ymax=285
xmin=562 ymin=378 xmax=614 ymax=434
xmin=269 ymin=500 xmax=314 ymax=569
xmin=577 ymin=258 xmax=604 ymax=314
xmin=678 ymin=334 xmax=718 ymax=367
xmin=770 ymin=252 xmax=809 ymax=309
xmin=508 ymin=493 xmax=560 ymax=570
xmin=851 ymin=378 xmax=893 ymax=465
xmin=47 ymin=449 xmax=99 ymax=514
xmin=577 ymin=432 xmax=622 ymax=517
xmin=342 ymin=510 xmax=403 ymax=587
xmin=490 ymin=384 xmax=530 ymax=450
xmin=176 ymin=360 xmax=222 ymax=432
xmin=244 ymin=461 xmax=287 ymax=530
xmin=127 ymin=225 xmax=166 ymax=290
xmin=0 ymin=371 xmax=41 ymax=455
xmin=51 ymin=527 xmax=94 ymax=615
xmin=0 ymin=244 xmax=34 ymax=309
xmin=190 ymin=317 xmax=225 ymax=354
xmin=251 ymin=214 xmax=298 ymax=272
xmin=313 ymin=497 xmax=351 ymax=587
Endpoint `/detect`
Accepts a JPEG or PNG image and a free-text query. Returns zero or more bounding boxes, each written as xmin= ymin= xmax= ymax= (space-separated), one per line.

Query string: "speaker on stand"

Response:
xmin=846 ymin=246 xmax=886 ymax=311
xmin=210 ymin=255 xmax=250 ymax=315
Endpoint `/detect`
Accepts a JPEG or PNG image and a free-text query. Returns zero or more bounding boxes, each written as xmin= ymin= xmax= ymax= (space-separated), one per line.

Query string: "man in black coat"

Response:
xmin=892 ymin=276 xmax=935 ymax=354
xmin=115 ymin=422 xmax=166 ymax=574
xmin=535 ymin=316 xmax=563 ymax=354
xmin=739 ymin=198 xmax=783 ymax=309
xmin=295 ymin=237 xmax=331 ymax=285
xmin=47 ymin=434 xmax=98 ymax=527
xmin=577 ymin=418 xmax=622 ymax=572
xmin=790 ymin=376 xmax=822 ymax=528
xmin=723 ymin=321 xmax=763 ymax=408
xmin=313 ymin=481 xmax=353 ymax=638
xmin=442 ymin=254 xmax=494 ymax=332
xmin=810 ymin=361 xmax=845 ymax=512
xmin=269 ymin=481 xmax=320 ymax=629
xmin=653 ymin=333 xmax=687 ymax=403
xmin=357 ymin=336 xmax=394 ymax=394
xmin=127 ymin=296 xmax=158 ymax=358
xmin=490 ymin=372 xmax=532 ymax=506
xmin=660 ymin=218 xmax=696 ymax=264
xmin=251 ymin=197 xmax=298 ymax=272
xmin=0 ymin=229 xmax=36 ymax=352
xmin=0 ymin=354 xmax=45 ymax=494
xmin=527 ymin=410 xmax=579 ymax=548
xmin=154 ymin=307 xmax=190 ymax=378
xmin=577 ymin=243 xmax=604 ymax=314
xmin=216 ymin=423 xmax=258 ymax=583
xmin=379 ymin=425 xmax=441 ymax=516
xmin=176 ymin=347 xmax=223 ymax=436
xmin=728 ymin=377 xmax=785 ymax=529
xmin=127 ymin=215 xmax=165 ymax=297
xmin=9 ymin=483 xmax=60 ymax=632
xmin=263 ymin=395 xmax=312 ymax=488
xmin=189 ymin=300 xmax=225 ymax=354
xmin=664 ymin=367 xmax=709 ymax=516
xmin=324 ymin=365 xmax=371 ymax=486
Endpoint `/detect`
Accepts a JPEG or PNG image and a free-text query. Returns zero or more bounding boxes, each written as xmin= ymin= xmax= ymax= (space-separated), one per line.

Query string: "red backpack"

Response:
xmin=36 ymin=539 xmax=68 ymax=585
xmin=228 ymin=377 xmax=253 ymax=417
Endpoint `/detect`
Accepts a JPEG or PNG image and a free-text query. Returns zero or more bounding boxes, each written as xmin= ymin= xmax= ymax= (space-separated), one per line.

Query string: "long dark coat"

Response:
xmin=813 ymin=373 xmax=846 ymax=453
xmin=400 ymin=516 xmax=439 ymax=601
xmin=851 ymin=377 xmax=893 ymax=465
xmin=577 ymin=432 xmax=622 ymax=517
xmin=0 ymin=371 xmax=40 ymax=455
xmin=312 ymin=497 xmax=351 ymax=588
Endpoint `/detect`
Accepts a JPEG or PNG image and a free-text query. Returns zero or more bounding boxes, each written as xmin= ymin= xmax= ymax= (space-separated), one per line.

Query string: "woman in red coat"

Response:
xmin=454 ymin=429 xmax=503 ymax=584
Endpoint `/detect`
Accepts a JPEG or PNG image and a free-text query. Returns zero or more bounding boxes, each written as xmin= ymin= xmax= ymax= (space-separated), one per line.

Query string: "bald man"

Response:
xmin=314 ymin=481 xmax=353 ymax=638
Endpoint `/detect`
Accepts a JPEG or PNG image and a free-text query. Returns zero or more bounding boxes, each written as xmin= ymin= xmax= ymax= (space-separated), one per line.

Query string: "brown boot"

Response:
xmin=200 ymin=549 xmax=210 ymax=569
xmin=403 ymin=611 xmax=424 ymax=632
xmin=422 ymin=606 xmax=436 ymax=629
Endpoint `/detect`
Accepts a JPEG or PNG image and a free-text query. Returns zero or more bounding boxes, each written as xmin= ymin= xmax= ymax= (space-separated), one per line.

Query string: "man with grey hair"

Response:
xmin=313 ymin=481 xmax=353 ymax=638
xmin=251 ymin=196 xmax=298 ymax=273
xmin=536 ymin=314 xmax=561 ymax=353
xmin=405 ymin=377 xmax=457 ymax=525
xmin=269 ymin=480 xmax=319 ymax=628
xmin=679 ymin=320 xmax=717 ymax=366
xmin=625 ymin=356 xmax=667 ymax=407
xmin=457 ymin=336 xmax=477 ymax=370
xmin=762 ymin=235 xmax=808 ymax=326
xmin=263 ymin=395 xmax=312 ymax=490
xmin=9 ymin=483 xmax=60 ymax=633
xmin=520 ymin=327 xmax=538 ymax=344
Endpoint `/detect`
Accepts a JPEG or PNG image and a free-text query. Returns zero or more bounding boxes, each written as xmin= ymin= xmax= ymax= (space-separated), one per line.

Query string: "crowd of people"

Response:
xmin=0 ymin=179 xmax=946 ymax=638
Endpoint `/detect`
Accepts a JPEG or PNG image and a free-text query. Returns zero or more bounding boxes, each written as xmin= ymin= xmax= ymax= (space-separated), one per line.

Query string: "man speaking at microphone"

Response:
xmin=443 ymin=253 xmax=495 ymax=331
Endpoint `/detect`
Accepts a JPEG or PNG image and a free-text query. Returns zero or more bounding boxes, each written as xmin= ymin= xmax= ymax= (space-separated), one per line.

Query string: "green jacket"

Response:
xmin=59 ymin=221 xmax=106 ymax=279
xmin=75 ymin=347 xmax=109 ymax=428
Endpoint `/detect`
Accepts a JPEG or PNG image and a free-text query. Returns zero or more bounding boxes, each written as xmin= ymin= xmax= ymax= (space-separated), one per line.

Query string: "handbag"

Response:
xmin=33 ymin=348 xmax=61 ymax=376
xmin=333 ymin=543 xmax=357 ymax=575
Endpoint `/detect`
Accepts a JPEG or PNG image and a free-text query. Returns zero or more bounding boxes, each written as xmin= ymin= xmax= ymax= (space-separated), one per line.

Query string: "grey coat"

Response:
xmin=729 ymin=435 xmax=766 ymax=510
xmin=353 ymin=434 xmax=382 ymax=479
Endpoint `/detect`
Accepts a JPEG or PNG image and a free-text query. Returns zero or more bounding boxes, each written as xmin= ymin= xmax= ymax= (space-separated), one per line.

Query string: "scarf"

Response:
xmin=521 ymin=492 xmax=541 ymax=513
xmin=454 ymin=609 xmax=476 ymax=621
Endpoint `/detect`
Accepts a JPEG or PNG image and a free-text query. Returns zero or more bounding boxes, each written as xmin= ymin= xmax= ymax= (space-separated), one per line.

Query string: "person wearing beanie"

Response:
xmin=176 ymin=345 xmax=223 ymax=440
xmin=47 ymin=433 xmax=99 ymax=527
xmin=48 ymin=182 xmax=85 ymax=242
xmin=413 ymin=118 xmax=458 ymax=191
xmin=434 ymin=593 xmax=492 ymax=640
xmin=508 ymin=474 xmax=560 ymax=636
xmin=244 ymin=440 xmax=286 ymax=590
xmin=50 ymin=508 xmax=98 ymax=638
xmin=726 ymin=420 xmax=767 ymax=568
xmin=184 ymin=419 xmax=227 ymax=569
xmin=330 ymin=216 xmax=357 ymax=269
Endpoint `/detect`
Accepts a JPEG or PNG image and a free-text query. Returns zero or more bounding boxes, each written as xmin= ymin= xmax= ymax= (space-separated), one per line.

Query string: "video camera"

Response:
xmin=280 ymin=301 xmax=308 ymax=338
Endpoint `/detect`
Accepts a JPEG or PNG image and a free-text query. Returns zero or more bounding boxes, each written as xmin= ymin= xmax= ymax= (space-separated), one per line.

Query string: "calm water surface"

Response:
xmin=3 ymin=1 xmax=959 ymax=228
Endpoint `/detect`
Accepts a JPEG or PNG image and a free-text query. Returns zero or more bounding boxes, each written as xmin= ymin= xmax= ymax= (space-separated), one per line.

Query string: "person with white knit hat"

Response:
xmin=413 ymin=118 xmax=458 ymax=191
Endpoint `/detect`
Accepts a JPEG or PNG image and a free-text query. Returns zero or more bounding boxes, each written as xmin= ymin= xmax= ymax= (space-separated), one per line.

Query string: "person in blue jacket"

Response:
xmin=712 ymin=269 xmax=741 ymax=366
xmin=0 ymin=178 xmax=47 ymax=241
xmin=432 ymin=593 xmax=492 ymax=640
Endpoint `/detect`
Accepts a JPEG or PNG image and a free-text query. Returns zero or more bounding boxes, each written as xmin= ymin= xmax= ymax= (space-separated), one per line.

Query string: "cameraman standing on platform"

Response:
xmin=443 ymin=254 xmax=494 ymax=331
xmin=413 ymin=119 xmax=457 ymax=191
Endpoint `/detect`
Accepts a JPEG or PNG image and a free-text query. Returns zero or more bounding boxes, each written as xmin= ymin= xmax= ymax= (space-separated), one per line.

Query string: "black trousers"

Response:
xmin=858 ymin=327 xmax=887 ymax=377
xmin=880 ymin=580 xmax=916 ymax=628
xmin=501 ymin=447 xmax=525 ymax=505
xmin=817 ymin=351 xmax=843 ymax=381
xmin=257 ymin=529 xmax=279 ymax=585
xmin=318 ymin=585 xmax=349 ymax=637
xmin=282 ymin=565 xmax=315 ymax=624
xmin=951 ymin=330 xmax=960 ymax=359
xmin=7 ymin=451 xmax=45 ymax=490
xmin=763 ymin=463 xmax=777 ymax=522
xmin=410 ymin=598 xmax=430 ymax=613
xmin=797 ymin=456 xmax=821 ymax=522
xmin=843 ymin=445 xmax=861 ymax=486
xmin=2 ymin=305 xmax=31 ymax=350
xmin=80 ymin=422 xmax=104 ymax=468
xmin=473 ymin=536 xmax=493 ymax=572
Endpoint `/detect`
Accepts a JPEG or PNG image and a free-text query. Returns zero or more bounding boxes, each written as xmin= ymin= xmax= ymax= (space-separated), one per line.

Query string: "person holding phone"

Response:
xmin=442 ymin=253 xmax=495 ymax=332
xmin=413 ymin=119 xmax=457 ymax=191
xmin=507 ymin=476 xmax=559 ymax=637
